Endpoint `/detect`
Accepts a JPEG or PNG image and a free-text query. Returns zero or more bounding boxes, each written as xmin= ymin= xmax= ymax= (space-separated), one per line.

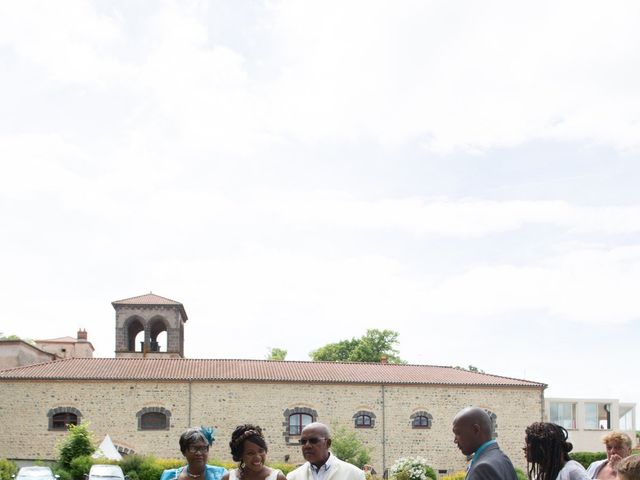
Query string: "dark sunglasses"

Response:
xmin=187 ymin=445 xmax=209 ymax=454
xmin=299 ymin=437 xmax=325 ymax=445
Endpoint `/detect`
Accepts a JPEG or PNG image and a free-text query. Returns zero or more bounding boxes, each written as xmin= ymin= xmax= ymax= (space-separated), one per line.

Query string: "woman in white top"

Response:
xmin=524 ymin=422 xmax=590 ymax=480
xmin=222 ymin=424 xmax=287 ymax=480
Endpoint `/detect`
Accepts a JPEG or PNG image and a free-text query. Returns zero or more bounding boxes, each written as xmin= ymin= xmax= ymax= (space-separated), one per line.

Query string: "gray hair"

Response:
xmin=179 ymin=428 xmax=210 ymax=454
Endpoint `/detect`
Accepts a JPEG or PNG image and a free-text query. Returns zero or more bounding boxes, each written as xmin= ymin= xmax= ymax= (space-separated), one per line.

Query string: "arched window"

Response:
xmin=149 ymin=316 xmax=168 ymax=352
xmin=289 ymin=413 xmax=313 ymax=435
xmin=125 ymin=316 xmax=145 ymax=352
xmin=353 ymin=410 xmax=376 ymax=428
xmin=48 ymin=407 xmax=81 ymax=431
xmin=282 ymin=407 xmax=317 ymax=443
xmin=136 ymin=407 xmax=171 ymax=431
xmin=410 ymin=411 xmax=433 ymax=429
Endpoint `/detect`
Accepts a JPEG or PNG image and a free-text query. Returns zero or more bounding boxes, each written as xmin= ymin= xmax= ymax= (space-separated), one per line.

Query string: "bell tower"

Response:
xmin=112 ymin=293 xmax=187 ymax=358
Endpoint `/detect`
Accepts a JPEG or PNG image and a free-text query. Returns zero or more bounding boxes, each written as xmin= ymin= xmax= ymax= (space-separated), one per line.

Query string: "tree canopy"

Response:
xmin=310 ymin=329 xmax=405 ymax=363
xmin=266 ymin=347 xmax=288 ymax=360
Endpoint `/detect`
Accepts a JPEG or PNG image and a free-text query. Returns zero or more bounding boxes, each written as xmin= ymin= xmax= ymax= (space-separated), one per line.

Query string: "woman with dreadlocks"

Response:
xmin=222 ymin=424 xmax=286 ymax=480
xmin=524 ymin=422 xmax=589 ymax=480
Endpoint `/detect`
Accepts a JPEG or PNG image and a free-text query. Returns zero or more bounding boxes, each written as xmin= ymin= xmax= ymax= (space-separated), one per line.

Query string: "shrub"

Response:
xmin=58 ymin=424 xmax=96 ymax=469
xmin=390 ymin=457 xmax=437 ymax=480
xmin=52 ymin=466 xmax=73 ymax=480
xmin=0 ymin=459 xmax=18 ymax=480
xmin=440 ymin=471 xmax=465 ymax=480
xmin=266 ymin=463 xmax=297 ymax=476
xmin=119 ymin=455 xmax=146 ymax=476
xmin=69 ymin=455 xmax=94 ymax=480
xmin=569 ymin=452 xmax=606 ymax=469
xmin=330 ymin=427 xmax=371 ymax=468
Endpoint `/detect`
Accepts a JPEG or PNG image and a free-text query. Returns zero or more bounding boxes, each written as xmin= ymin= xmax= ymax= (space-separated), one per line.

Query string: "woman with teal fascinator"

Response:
xmin=160 ymin=427 xmax=226 ymax=480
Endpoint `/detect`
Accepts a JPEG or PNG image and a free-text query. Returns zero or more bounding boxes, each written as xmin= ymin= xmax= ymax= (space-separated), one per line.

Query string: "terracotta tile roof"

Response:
xmin=0 ymin=358 xmax=546 ymax=387
xmin=111 ymin=293 xmax=188 ymax=320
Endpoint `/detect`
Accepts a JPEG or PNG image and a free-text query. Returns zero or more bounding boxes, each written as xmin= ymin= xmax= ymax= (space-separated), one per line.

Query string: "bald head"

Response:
xmin=302 ymin=422 xmax=331 ymax=439
xmin=452 ymin=407 xmax=494 ymax=456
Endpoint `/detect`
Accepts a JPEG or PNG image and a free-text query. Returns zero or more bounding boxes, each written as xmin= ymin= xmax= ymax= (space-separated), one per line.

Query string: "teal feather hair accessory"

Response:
xmin=200 ymin=426 xmax=216 ymax=445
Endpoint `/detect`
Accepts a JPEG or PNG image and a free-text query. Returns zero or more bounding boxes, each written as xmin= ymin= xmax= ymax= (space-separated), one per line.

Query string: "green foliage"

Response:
xmin=440 ymin=472 xmax=465 ymax=480
xmin=515 ymin=468 xmax=527 ymax=480
xmin=310 ymin=329 xmax=405 ymax=364
xmin=266 ymin=348 xmax=288 ymax=360
xmin=69 ymin=455 xmax=94 ymax=480
xmin=52 ymin=466 xmax=73 ymax=480
xmin=329 ymin=426 xmax=371 ymax=468
xmin=390 ymin=457 xmax=436 ymax=480
xmin=58 ymin=424 xmax=96 ymax=469
xmin=0 ymin=459 xmax=18 ymax=480
xmin=569 ymin=451 xmax=607 ymax=469
xmin=266 ymin=463 xmax=297 ymax=476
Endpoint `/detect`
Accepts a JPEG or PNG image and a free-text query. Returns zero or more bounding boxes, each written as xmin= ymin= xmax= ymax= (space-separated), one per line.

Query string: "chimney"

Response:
xmin=380 ymin=355 xmax=388 ymax=364
xmin=77 ymin=328 xmax=88 ymax=341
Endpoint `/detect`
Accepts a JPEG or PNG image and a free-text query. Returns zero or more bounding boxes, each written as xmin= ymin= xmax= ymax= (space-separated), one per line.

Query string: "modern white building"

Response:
xmin=545 ymin=397 xmax=636 ymax=452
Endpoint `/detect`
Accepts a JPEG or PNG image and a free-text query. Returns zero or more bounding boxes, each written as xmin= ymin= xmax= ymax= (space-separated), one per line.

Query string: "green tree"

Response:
xmin=310 ymin=329 xmax=404 ymax=363
xmin=330 ymin=426 xmax=371 ymax=468
xmin=0 ymin=459 xmax=18 ymax=480
xmin=266 ymin=347 xmax=288 ymax=360
xmin=58 ymin=423 xmax=96 ymax=469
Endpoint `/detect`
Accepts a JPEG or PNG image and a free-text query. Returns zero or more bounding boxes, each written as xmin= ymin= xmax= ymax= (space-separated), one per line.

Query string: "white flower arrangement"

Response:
xmin=390 ymin=456 xmax=435 ymax=480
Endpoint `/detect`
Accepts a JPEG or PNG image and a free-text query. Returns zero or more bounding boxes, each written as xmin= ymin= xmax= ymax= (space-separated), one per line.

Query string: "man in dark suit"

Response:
xmin=452 ymin=406 xmax=518 ymax=480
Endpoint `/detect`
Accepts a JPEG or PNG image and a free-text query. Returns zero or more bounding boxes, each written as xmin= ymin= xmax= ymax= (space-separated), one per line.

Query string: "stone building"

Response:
xmin=0 ymin=329 xmax=93 ymax=370
xmin=0 ymin=294 xmax=546 ymax=474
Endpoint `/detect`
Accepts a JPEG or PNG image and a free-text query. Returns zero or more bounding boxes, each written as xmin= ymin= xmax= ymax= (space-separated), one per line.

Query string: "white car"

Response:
xmin=15 ymin=467 xmax=59 ymax=480
xmin=86 ymin=465 xmax=127 ymax=480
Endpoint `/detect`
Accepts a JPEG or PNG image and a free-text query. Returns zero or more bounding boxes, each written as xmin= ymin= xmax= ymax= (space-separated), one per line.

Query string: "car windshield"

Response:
xmin=17 ymin=468 xmax=55 ymax=480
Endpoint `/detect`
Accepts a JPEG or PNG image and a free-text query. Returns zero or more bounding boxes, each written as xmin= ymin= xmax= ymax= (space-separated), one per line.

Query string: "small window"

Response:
xmin=52 ymin=412 xmax=78 ymax=430
xmin=410 ymin=411 xmax=433 ymax=429
xmin=355 ymin=415 xmax=372 ymax=427
xmin=353 ymin=410 xmax=376 ymax=428
xmin=289 ymin=413 xmax=313 ymax=435
xmin=584 ymin=403 xmax=611 ymax=430
xmin=136 ymin=407 xmax=171 ymax=431
xmin=47 ymin=407 xmax=82 ymax=431
xmin=550 ymin=402 xmax=576 ymax=430
xmin=140 ymin=412 xmax=168 ymax=430
xmin=412 ymin=415 xmax=431 ymax=428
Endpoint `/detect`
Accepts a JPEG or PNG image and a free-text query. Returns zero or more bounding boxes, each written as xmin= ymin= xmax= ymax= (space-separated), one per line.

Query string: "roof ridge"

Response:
xmin=112 ymin=292 xmax=183 ymax=304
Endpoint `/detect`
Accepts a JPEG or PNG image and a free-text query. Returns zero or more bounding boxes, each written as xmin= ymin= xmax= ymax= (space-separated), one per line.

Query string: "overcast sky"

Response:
xmin=2 ymin=0 xmax=640 ymax=422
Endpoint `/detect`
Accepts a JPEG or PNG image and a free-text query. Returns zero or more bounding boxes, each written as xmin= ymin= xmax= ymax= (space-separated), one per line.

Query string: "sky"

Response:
xmin=1 ymin=0 xmax=640 ymax=423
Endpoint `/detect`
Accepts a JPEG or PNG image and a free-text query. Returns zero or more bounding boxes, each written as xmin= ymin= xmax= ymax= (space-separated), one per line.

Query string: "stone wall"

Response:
xmin=0 ymin=379 xmax=542 ymax=474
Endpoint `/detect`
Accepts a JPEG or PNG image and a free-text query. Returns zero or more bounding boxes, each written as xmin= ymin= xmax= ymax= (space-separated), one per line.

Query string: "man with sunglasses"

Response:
xmin=287 ymin=422 xmax=365 ymax=480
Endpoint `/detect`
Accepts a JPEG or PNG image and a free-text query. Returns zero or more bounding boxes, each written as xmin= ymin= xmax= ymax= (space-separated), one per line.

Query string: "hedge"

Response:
xmin=0 ymin=459 xmax=18 ymax=480
xmin=569 ymin=452 xmax=607 ymax=469
xmin=53 ymin=455 xmax=298 ymax=480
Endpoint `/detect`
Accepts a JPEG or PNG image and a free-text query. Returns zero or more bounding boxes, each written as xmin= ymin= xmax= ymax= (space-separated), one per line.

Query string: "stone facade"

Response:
xmin=114 ymin=305 xmax=185 ymax=358
xmin=0 ymin=378 xmax=542 ymax=474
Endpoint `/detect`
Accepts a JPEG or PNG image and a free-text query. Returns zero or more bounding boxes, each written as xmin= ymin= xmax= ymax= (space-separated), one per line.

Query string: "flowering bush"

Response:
xmin=390 ymin=457 xmax=436 ymax=480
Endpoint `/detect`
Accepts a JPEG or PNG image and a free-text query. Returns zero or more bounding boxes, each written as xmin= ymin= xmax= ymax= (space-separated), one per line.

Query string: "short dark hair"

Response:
xmin=179 ymin=428 xmax=211 ymax=454
xmin=229 ymin=424 xmax=268 ymax=462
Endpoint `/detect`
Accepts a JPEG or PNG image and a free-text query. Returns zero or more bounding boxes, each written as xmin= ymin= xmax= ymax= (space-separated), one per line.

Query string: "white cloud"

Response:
xmin=4 ymin=2 xmax=639 ymax=153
